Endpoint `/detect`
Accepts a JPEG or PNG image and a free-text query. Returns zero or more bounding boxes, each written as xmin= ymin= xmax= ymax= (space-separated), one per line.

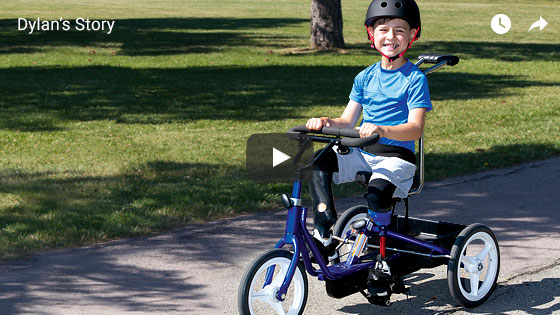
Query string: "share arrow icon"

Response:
xmin=528 ymin=16 xmax=548 ymax=31
xmin=272 ymin=148 xmax=291 ymax=167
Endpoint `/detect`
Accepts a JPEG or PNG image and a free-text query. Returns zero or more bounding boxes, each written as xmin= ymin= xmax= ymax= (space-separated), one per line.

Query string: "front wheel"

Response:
xmin=238 ymin=249 xmax=308 ymax=315
xmin=332 ymin=205 xmax=368 ymax=263
xmin=447 ymin=223 xmax=500 ymax=308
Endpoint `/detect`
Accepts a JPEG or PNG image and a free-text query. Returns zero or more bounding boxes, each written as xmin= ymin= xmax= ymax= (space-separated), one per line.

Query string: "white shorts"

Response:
xmin=332 ymin=147 xmax=417 ymax=198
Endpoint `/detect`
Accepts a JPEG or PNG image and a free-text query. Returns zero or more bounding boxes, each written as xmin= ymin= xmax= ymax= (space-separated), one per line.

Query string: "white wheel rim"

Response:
xmin=248 ymin=257 xmax=305 ymax=315
xmin=339 ymin=212 xmax=367 ymax=260
xmin=456 ymin=231 xmax=499 ymax=301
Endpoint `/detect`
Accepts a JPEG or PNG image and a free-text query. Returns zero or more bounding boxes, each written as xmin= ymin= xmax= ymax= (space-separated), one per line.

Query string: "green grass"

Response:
xmin=0 ymin=0 xmax=559 ymax=259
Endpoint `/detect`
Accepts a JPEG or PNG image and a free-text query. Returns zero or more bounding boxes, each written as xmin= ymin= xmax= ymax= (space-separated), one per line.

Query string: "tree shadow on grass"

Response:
xmin=1 ymin=65 xmax=556 ymax=132
xmin=0 ymin=17 xmax=308 ymax=55
xmin=315 ymin=41 xmax=560 ymax=63
xmin=0 ymin=160 xmax=290 ymax=260
xmin=414 ymin=41 xmax=560 ymax=63
xmin=4 ymin=16 xmax=559 ymax=62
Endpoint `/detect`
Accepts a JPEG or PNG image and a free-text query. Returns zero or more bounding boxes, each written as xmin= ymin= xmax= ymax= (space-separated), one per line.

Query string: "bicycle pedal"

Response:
xmin=359 ymin=289 xmax=392 ymax=307
xmin=391 ymin=282 xmax=407 ymax=295
xmin=366 ymin=294 xmax=392 ymax=307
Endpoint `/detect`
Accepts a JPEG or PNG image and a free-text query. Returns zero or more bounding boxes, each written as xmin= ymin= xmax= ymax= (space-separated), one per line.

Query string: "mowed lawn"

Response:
xmin=0 ymin=0 xmax=558 ymax=259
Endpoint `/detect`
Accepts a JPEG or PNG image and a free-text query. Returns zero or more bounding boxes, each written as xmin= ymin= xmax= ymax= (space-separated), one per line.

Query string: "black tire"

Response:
xmin=447 ymin=223 xmax=500 ymax=308
xmin=332 ymin=205 xmax=369 ymax=263
xmin=238 ymin=249 xmax=308 ymax=315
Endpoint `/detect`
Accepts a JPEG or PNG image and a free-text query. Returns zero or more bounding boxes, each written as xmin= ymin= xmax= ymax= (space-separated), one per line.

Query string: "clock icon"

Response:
xmin=491 ymin=14 xmax=511 ymax=34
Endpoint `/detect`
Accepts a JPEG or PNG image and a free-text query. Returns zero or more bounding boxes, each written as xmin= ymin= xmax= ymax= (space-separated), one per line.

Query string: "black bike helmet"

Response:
xmin=365 ymin=0 xmax=421 ymax=40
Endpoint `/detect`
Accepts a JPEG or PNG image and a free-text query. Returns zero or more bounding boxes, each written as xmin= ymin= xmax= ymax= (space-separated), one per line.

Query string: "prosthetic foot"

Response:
xmin=309 ymin=230 xmax=339 ymax=264
xmin=367 ymin=254 xmax=393 ymax=306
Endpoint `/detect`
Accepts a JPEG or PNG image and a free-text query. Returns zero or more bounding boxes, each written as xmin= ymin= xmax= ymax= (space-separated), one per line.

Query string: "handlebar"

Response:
xmin=288 ymin=125 xmax=379 ymax=147
xmin=417 ymin=54 xmax=459 ymax=66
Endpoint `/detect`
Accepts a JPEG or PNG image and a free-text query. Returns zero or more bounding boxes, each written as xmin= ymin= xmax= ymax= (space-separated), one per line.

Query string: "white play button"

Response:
xmin=246 ymin=133 xmax=313 ymax=182
xmin=272 ymin=147 xmax=291 ymax=167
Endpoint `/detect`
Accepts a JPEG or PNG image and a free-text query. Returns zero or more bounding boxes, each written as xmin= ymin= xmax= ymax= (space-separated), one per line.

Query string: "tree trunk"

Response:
xmin=310 ymin=0 xmax=345 ymax=50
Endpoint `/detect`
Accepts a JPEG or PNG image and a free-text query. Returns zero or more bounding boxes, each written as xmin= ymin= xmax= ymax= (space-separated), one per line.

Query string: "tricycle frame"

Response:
xmin=270 ymin=172 xmax=463 ymax=302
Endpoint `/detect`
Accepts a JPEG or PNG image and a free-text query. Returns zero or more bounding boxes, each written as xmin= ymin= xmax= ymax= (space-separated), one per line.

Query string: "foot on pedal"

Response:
xmin=367 ymin=254 xmax=392 ymax=304
xmin=370 ymin=254 xmax=392 ymax=281
xmin=309 ymin=230 xmax=339 ymax=264
xmin=367 ymin=279 xmax=390 ymax=297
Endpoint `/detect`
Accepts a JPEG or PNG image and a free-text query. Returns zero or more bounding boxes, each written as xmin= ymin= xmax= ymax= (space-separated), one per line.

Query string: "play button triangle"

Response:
xmin=272 ymin=147 xmax=291 ymax=167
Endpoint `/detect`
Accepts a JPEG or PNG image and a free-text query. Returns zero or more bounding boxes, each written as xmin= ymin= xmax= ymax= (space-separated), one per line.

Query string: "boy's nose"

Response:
xmin=386 ymin=28 xmax=396 ymax=39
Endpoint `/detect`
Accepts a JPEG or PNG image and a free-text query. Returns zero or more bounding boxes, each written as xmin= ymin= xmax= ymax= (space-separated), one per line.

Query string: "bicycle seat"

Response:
xmin=355 ymin=171 xmax=421 ymax=195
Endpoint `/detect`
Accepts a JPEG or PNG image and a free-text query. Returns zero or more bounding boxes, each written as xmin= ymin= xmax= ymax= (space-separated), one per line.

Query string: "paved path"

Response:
xmin=1 ymin=158 xmax=559 ymax=314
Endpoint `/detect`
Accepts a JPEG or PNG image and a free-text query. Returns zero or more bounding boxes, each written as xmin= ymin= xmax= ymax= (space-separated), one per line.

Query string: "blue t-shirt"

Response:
xmin=349 ymin=60 xmax=432 ymax=152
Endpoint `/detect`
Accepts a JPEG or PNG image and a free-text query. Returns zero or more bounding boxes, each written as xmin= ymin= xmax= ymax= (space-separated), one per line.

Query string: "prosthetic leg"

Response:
xmin=365 ymin=179 xmax=397 ymax=306
xmin=310 ymin=166 xmax=339 ymax=262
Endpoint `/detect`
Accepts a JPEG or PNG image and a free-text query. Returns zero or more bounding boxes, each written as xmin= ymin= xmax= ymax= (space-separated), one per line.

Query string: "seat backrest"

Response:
xmin=407 ymin=136 xmax=424 ymax=196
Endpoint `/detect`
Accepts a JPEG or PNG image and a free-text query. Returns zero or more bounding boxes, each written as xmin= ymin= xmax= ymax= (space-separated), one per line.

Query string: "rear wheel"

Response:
xmin=238 ymin=249 xmax=308 ymax=315
xmin=447 ymin=223 xmax=500 ymax=307
xmin=332 ymin=205 xmax=368 ymax=263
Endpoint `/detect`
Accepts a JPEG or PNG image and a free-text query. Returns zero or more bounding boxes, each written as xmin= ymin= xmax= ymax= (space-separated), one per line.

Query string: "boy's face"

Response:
xmin=368 ymin=18 xmax=417 ymax=58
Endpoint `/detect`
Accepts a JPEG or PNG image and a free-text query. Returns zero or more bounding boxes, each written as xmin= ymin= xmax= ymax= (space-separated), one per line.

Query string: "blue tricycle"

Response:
xmin=238 ymin=54 xmax=500 ymax=314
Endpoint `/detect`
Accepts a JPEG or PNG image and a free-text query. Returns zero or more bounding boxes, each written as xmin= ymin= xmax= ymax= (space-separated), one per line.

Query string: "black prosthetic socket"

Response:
xmin=366 ymin=179 xmax=397 ymax=226
xmin=366 ymin=179 xmax=397 ymax=211
xmin=310 ymin=149 xmax=338 ymax=238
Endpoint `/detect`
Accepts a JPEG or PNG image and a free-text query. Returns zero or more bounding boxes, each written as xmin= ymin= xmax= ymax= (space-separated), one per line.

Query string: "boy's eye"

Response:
xmin=376 ymin=27 xmax=406 ymax=33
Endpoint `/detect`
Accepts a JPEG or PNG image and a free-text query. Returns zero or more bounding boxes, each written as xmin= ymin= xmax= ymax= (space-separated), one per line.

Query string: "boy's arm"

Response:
xmin=359 ymin=107 xmax=426 ymax=140
xmin=306 ymin=100 xmax=362 ymax=130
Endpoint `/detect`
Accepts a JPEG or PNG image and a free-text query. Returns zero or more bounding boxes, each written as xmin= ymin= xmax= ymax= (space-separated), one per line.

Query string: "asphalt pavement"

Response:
xmin=1 ymin=157 xmax=559 ymax=314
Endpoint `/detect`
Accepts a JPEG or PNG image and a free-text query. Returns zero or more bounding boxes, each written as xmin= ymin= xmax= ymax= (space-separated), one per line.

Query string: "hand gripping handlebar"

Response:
xmin=288 ymin=125 xmax=379 ymax=147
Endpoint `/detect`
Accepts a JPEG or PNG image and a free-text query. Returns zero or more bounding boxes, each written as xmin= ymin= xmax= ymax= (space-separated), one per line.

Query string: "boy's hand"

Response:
xmin=359 ymin=123 xmax=383 ymax=138
xmin=306 ymin=117 xmax=330 ymax=131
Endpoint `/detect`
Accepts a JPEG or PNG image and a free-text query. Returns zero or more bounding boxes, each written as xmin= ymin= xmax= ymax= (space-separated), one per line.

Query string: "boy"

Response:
xmin=306 ymin=0 xmax=431 ymax=298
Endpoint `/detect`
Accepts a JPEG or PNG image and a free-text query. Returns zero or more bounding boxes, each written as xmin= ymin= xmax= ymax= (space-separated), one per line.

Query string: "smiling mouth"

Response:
xmin=383 ymin=44 xmax=399 ymax=49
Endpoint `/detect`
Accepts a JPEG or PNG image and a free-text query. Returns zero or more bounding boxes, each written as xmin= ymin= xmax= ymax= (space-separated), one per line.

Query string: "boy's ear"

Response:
xmin=367 ymin=26 xmax=375 ymax=39
xmin=409 ymin=28 xmax=418 ymax=41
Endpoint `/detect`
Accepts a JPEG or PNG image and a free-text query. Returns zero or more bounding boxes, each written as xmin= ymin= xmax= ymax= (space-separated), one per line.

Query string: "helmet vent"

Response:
xmin=381 ymin=2 xmax=387 ymax=8
xmin=395 ymin=2 xmax=402 ymax=8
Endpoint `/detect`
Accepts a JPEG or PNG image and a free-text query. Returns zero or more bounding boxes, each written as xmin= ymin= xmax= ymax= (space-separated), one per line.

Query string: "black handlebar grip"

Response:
xmin=288 ymin=125 xmax=363 ymax=138
xmin=321 ymin=126 xmax=361 ymax=138
xmin=288 ymin=125 xmax=379 ymax=147
xmin=287 ymin=125 xmax=311 ymax=140
xmin=340 ymin=133 xmax=380 ymax=147
xmin=418 ymin=54 xmax=459 ymax=66
xmin=288 ymin=125 xmax=311 ymax=133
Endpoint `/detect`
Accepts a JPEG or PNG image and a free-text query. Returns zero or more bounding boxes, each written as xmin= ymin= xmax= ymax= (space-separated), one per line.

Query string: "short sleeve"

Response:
xmin=407 ymin=73 xmax=432 ymax=112
xmin=349 ymin=70 xmax=365 ymax=104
